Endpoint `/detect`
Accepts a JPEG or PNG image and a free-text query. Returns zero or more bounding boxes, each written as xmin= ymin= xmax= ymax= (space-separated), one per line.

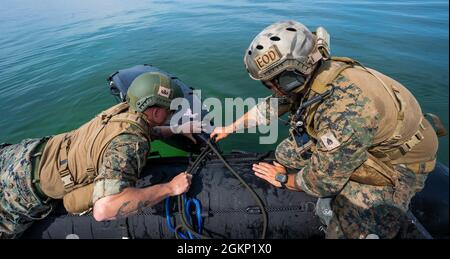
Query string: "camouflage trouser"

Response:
xmin=326 ymin=165 xmax=429 ymax=239
xmin=0 ymin=138 xmax=54 ymax=239
xmin=275 ymin=137 xmax=312 ymax=170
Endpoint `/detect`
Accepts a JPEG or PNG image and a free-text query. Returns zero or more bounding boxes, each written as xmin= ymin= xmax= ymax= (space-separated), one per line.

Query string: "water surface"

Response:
xmin=0 ymin=0 xmax=448 ymax=164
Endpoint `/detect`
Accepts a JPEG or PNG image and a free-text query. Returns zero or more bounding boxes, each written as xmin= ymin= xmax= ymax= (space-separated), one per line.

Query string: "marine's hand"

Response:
xmin=252 ymin=161 xmax=286 ymax=188
xmin=210 ymin=125 xmax=233 ymax=142
xmin=168 ymin=172 xmax=192 ymax=196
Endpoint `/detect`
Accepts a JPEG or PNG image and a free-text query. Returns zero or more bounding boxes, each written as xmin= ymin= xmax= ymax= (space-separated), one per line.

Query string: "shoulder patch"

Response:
xmin=158 ymin=86 xmax=171 ymax=98
xmin=320 ymin=131 xmax=341 ymax=151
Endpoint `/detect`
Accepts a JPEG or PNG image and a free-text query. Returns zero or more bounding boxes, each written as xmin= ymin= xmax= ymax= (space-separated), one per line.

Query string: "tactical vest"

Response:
xmin=296 ymin=57 xmax=439 ymax=187
xmin=38 ymin=102 xmax=151 ymax=213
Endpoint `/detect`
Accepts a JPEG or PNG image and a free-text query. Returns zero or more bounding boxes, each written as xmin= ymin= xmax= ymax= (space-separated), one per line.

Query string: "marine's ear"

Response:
xmin=144 ymin=106 xmax=169 ymax=125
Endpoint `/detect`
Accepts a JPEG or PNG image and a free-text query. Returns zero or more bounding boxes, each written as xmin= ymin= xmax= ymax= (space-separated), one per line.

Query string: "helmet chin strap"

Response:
xmin=290 ymin=60 xmax=322 ymax=95
xmin=272 ymin=85 xmax=289 ymax=97
xmin=263 ymin=60 xmax=321 ymax=98
xmin=283 ymin=71 xmax=314 ymax=99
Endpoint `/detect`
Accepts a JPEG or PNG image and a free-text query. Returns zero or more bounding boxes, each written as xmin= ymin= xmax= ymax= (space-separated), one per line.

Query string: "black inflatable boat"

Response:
xmin=20 ymin=65 xmax=449 ymax=239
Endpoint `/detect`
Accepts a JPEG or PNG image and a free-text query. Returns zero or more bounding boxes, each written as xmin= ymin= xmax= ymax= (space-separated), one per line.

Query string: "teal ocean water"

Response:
xmin=0 ymin=0 xmax=448 ymax=165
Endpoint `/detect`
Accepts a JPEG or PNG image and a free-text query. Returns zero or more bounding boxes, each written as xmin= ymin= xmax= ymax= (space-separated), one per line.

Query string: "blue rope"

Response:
xmin=186 ymin=198 xmax=202 ymax=233
xmin=165 ymin=195 xmax=203 ymax=239
xmin=182 ymin=195 xmax=195 ymax=239
xmin=165 ymin=197 xmax=188 ymax=239
xmin=184 ymin=196 xmax=203 ymax=238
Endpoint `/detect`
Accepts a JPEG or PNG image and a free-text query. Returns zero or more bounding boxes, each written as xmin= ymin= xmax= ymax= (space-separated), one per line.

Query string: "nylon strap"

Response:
xmin=305 ymin=57 xmax=354 ymax=138
xmin=59 ymin=135 xmax=75 ymax=192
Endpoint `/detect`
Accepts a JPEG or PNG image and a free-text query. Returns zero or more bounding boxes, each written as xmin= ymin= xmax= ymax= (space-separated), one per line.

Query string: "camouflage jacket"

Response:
xmin=92 ymin=133 xmax=149 ymax=203
xmin=257 ymin=74 xmax=378 ymax=196
xmin=257 ymin=73 xmax=430 ymax=238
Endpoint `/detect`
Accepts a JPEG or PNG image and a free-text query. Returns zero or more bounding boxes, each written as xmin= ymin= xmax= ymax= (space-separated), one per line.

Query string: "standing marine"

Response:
xmin=211 ymin=20 xmax=443 ymax=238
xmin=0 ymin=72 xmax=197 ymax=239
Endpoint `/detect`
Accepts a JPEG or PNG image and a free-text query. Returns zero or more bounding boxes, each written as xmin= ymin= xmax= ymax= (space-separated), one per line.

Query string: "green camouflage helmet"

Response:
xmin=126 ymin=72 xmax=183 ymax=112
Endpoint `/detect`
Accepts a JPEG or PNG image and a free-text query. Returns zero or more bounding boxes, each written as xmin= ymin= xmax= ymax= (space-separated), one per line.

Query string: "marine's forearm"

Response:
xmin=150 ymin=126 xmax=173 ymax=140
xmin=93 ymin=184 xmax=173 ymax=221
xmin=229 ymin=106 xmax=265 ymax=133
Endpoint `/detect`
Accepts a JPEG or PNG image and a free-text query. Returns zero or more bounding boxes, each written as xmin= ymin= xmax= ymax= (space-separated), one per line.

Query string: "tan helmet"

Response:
xmin=244 ymin=20 xmax=323 ymax=83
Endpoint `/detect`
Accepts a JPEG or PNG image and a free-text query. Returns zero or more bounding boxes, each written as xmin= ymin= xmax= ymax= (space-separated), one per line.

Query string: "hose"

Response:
xmin=171 ymin=138 xmax=268 ymax=239
xmin=165 ymin=143 xmax=213 ymax=239
xmin=177 ymin=194 xmax=210 ymax=239
xmin=204 ymin=140 xmax=268 ymax=239
xmin=174 ymin=144 xmax=213 ymax=239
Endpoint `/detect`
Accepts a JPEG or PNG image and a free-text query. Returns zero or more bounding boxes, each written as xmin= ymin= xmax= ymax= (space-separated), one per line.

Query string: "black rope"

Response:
xmin=174 ymin=138 xmax=268 ymax=239
xmin=205 ymin=140 xmax=268 ymax=239
xmin=174 ymin=145 xmax=212 ymax=239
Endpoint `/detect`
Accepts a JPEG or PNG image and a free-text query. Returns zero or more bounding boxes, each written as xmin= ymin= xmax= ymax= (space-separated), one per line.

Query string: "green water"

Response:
xmin=0 ymin=0 xmax=448 ymax=165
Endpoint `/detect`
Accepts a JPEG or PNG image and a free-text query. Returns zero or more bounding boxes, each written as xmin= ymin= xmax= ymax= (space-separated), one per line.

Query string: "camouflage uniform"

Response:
xmin=260 ymin=74 xmax=429 ymax=239
xmin=92 ymin=133 xmax=149 ymax=204
xmin=0 ymin=133 xmax=148 ymax=239
xmin=275 ymin=137 xmax=311 ymax=170
xmin=0 ymin=138 xmax=53 ymax=239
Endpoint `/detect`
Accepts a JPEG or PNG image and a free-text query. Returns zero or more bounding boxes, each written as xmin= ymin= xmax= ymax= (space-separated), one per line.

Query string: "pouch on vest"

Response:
xmin=350 ymin=154 xmax=397 ymax=187
xmin=63 ymin=184 xmax=94 ymax=214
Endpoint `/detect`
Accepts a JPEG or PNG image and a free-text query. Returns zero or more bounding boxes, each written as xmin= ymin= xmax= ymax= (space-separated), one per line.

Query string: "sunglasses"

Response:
xmin=263 ymin=70 xmax=307 ymax=93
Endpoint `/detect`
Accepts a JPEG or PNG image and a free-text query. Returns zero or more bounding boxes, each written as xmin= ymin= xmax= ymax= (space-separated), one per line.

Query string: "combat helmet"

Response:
xmin=244 ymin=20 xmax=328 ymax=93
xmin=126 ymin=72 xmax=183 ymax=112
